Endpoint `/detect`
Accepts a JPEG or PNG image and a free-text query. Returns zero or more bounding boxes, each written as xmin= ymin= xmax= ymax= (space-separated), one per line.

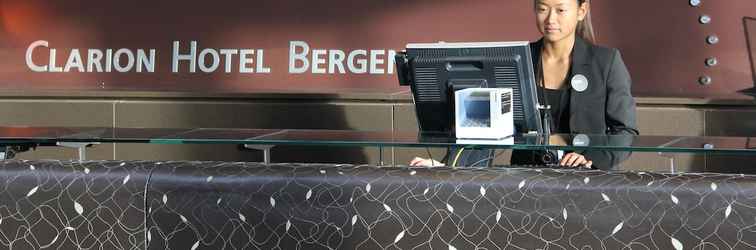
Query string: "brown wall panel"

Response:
xmin=0 ymin=1 xmax=754 ymax=97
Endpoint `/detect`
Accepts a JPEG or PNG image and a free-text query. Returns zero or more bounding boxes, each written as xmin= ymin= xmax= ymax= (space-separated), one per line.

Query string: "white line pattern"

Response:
xmin=2 ymin=160 xmax=756 ymax=249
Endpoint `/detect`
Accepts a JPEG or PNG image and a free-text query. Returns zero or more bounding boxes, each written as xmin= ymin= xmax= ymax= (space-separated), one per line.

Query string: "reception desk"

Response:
xmin=1 ymin=127 xmax=756 ymax=249
xmin=1 ymin=160 xmax=755 ymax=249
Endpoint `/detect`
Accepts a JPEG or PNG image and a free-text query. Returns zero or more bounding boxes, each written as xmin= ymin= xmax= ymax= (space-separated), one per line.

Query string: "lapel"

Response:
xmin=570 ymin=37 xmax=593 ymax=84
xmin=568 ymin=37 xmax=593 ymax=132
xmin=531 ymin=37 xmax=594 ymax=132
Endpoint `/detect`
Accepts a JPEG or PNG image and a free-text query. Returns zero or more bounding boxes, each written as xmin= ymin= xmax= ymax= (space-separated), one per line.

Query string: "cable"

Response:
xmin=451 ymin=148 xmax=465 ymax=168
xmin=464 ymin=149 xmax=508 ymax=168
xmin=536 ymin=50 xmax=552 ymax=134
xmin=536 ymin=48 xmax=564 ymax=165
xmin=425 ymin=147 xmax=435 ymax=167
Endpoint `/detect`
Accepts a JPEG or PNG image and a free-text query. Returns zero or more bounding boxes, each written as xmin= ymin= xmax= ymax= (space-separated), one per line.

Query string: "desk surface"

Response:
xmin=0 ymin=126 xmax=754 ymax=155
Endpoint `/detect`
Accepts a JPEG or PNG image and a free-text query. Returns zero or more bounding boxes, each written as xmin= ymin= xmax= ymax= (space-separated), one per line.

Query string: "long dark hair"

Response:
xmin=576 ymin=0 xmax=596 ymax=43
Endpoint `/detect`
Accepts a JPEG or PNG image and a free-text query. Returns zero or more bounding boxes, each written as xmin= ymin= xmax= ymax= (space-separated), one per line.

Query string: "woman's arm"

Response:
xmin=582 ymin=49 xmax=639 ymax=170
xmin=605 ymin=49 xmax=639 ymax=136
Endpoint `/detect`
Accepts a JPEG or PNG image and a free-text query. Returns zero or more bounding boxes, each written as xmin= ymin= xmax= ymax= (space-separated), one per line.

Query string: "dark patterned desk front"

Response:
xmin=2 ymin=161 xmax=756 ymax=249
xmin=0 ymin=160 xmax=151 ymax=249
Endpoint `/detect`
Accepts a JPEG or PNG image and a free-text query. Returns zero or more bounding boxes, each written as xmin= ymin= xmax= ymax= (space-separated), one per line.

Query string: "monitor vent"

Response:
xmin=494 ymin=66 xmax=523 ymax=121
xmin=501 ymin=92 xmax=512 ymax=114
xmin=414 ymin=68 xmax=441 ymax=102
xmin=416 ymin=49 xmax=448 ymax=57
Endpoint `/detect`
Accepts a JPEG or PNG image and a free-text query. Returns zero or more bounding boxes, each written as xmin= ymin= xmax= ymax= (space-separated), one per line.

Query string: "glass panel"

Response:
xmin=0 ymin=127 xmax=97 ymax=139
xmin=665 ymin=136 xmax=756 ymax=154
xmin=0 ymin=126 xmax=754 ymax=155
xmin=149 ymin=128 xmax=282 ymax=143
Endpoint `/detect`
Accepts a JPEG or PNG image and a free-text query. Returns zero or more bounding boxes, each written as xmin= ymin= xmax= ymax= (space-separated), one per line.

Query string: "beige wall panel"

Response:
xmin=391 ymin=104 xmax=448 ymax=166
xmin=0 ymin=97 xmax=751 ymax=173
xmin=705 ymin=155 xmax=756 ymax=174
xmin=393 ymin=104 xmax=420 ymax=132
xmin=619 ymin=153 xmax=703 ymax=173
xmin=706 ymin=109 xmax=756 ymax=136
xmin=705 ymin=109 xmax=756 ymax=173
xmin=115 ymin=144 xmax=261 ymax=162
xmin=0 ymin=100 xmax=114 ymax=160
xmin=624 ymin=107 xmax=706 ymax=172
xmin=636 ymin=107 xmax=705 ymax=136
xmin=114 ymin=101 xmax=391 ymax=164
xmin=0 ymin=100 xmax=113 ymax=127
xmin=394 ymin=104 xmax=708 ymax=169
xmin=14 ymin=144 xmax=114 ymax=161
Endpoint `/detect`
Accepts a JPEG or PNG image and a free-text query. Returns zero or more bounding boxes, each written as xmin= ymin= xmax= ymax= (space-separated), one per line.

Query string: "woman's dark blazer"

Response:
xmin=530 ymin=37 xmax=638 ymax=136
xmin=527 ymin=37 xmax=640 ymax=169
xmin=451 ymin=37 xmax=639 ymax=169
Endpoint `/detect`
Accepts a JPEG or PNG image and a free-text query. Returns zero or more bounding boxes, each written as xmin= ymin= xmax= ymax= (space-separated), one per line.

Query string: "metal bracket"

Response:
xmin=243 ymin=144 xmax=275 ymax=164
xmin=0 ymin=147 xmax=7 ymax=160
xmin=656 ymin=137 xmax=688 ymax=174
xmin=56 ymin=142 xmax=99 ymax=161
xmin=378 ymin=146 xmax=385 ymax=166
xmin=657 ymin=152 xmax=676 ymax=173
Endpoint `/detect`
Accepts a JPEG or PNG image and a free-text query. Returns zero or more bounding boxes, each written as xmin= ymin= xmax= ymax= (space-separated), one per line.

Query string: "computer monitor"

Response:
xmin=395 ymin=41 xmax=543 ymax=137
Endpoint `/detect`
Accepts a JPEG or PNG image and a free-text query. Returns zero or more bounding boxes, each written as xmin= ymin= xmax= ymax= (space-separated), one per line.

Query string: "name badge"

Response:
xmin=572 ymin=134 xmax=590 ymax=146
xmin=571 ymin=74 xmax=589 ymax=92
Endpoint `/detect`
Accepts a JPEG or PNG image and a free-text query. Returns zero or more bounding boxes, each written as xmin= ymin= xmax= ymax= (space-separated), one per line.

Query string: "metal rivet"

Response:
xmin=699 ymin=76 xmax=712 ymax=85
xmin=705 ymin=57 xmax=718 ymax=67
xmin=690 ymin=0 xmax=701 ymax=6
xmin=699 ymin=15 xmax=711 ymax=24
xmin=706 ymin=35 xmax=719 ymax=45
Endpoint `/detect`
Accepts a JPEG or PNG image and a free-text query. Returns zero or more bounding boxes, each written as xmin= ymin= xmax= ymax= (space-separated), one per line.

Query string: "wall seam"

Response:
xmin=391 ymin=105 xmax=396 ymax=167
xmin=703 ymin=109 xmax=707 ymax=171
xmin=112 ymin=101 xmax=117 ymax=160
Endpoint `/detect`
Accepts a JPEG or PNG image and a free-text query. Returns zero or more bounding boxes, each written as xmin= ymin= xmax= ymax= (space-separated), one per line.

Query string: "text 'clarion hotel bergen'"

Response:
xmin=24 ymin=40 xmax=397 ymax=75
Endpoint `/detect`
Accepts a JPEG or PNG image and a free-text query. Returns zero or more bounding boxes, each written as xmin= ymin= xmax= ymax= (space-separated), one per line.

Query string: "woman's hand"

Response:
xmin=409 ymin=157 xmax=445 ymax=167
xmin=559 ymin=152 xmax=593 ymax=168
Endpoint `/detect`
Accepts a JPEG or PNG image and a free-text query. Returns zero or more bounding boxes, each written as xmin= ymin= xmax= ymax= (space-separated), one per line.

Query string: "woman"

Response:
xmin=410 ymin=0 xmax=638 ymax=169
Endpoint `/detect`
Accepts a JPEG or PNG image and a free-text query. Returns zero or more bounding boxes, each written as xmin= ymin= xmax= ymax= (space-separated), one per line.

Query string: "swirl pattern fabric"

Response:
xmin=1 ymin=160 xmax=756 ymax=249
xmin=0 ymin=160 xmax=150 ymax=249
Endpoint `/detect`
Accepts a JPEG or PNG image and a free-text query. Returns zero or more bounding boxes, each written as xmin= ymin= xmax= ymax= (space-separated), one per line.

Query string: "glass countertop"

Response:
xmin=0 ymin=126 xmax=753 ymax=155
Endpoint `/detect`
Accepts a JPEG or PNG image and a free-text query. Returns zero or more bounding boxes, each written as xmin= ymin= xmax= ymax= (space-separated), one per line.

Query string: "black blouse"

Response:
xmin=540 ymin=86 xmax=571 ymax=133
